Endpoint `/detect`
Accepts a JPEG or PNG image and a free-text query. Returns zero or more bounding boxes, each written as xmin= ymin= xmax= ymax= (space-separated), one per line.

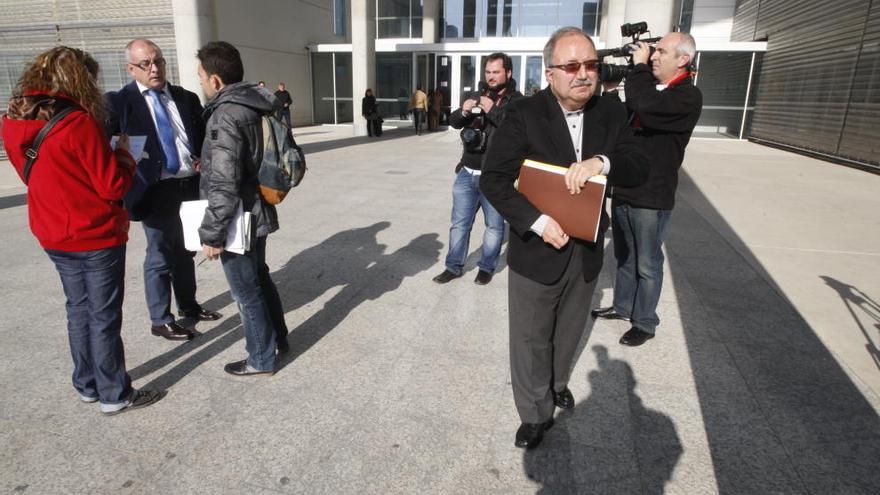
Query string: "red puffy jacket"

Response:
xmin=2 ymin=95 xmax=134 ymax=251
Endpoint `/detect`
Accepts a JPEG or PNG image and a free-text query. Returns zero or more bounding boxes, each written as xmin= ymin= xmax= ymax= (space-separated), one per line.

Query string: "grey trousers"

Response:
xmin=508 ymin=243 xmax=597 ymax=424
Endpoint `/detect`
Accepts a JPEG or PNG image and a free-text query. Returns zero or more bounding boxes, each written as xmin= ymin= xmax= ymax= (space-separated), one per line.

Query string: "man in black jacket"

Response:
xmin=274 ymin=82 xmax=293 ymax=128
xmin=591 ymin=32 xmax=703 ymax=347
xmin=433 ymin=53 xmax=522 ymax=286
xmin=481 ymin=27 xmax=648 ymax=449
xmin=196 ymin=41 xmax=289 ymax=376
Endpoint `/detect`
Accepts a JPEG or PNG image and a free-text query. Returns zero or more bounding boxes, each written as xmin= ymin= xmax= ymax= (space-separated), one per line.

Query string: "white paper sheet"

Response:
xmin=179 ymin=200 xmax=250 ymax=255
xmin=110 ymin=135 xmax=147 ymax=162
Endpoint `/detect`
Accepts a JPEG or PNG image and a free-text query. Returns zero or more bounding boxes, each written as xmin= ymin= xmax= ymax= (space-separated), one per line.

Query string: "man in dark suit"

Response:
xmin=481 ymin=27 xmax=649 ymax=449
xmin=106 ymin=38 xmax=220 ymax=341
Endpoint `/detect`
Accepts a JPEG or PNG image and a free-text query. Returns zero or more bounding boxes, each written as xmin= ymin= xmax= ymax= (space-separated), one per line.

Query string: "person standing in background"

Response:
xmin=409 ymin=85 xmax=428 ymax=135
xmin=274 ymin=82 xmax=293 ymax=128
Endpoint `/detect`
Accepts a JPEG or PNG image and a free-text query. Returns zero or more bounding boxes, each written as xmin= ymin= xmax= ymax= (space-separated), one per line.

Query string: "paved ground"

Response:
xmin=1 ymin=124 xmax=878 ymax=494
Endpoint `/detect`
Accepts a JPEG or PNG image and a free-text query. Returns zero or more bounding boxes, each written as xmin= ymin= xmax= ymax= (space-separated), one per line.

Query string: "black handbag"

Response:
xmin=23 ymin=101 xmax=78 ymax=184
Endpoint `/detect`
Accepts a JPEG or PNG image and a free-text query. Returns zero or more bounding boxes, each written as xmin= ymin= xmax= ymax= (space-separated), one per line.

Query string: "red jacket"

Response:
xmin=2 ymin=97 xmax=134 ymax=251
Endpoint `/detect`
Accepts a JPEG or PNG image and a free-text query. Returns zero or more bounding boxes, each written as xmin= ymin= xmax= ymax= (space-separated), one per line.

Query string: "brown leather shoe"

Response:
xmin=151 ymin=322 xmax=198 ymax=341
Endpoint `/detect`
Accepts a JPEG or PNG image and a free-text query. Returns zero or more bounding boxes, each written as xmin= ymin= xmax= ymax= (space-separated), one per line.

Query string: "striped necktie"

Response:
xmin=147 ymin=89 xmax=180 ymax=174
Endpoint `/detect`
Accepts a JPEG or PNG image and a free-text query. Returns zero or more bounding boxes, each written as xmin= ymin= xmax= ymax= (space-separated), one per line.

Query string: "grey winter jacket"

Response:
xmin=198 ymin=82 xmax=282 ymax=248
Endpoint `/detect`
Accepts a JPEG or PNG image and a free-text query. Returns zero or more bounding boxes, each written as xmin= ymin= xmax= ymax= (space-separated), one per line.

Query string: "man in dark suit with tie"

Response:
xmin=481 ymin=27 xmax=649 ymax=449
xmin=106 ymin=38 xmax=220 ymax=341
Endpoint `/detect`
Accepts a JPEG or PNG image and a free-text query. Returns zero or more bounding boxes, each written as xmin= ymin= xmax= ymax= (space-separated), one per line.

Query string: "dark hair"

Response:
xmin=486 ymin=52 xmax=512 ymax=71
xmin=365 ymin=88 xmax=373 ymax=96
xmin=197 ymin=41 xmax=244 ymax=85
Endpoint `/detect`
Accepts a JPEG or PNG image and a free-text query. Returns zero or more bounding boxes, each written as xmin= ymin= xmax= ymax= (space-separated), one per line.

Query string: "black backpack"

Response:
xmin=258 ymin=114 xmax=306 ymax=204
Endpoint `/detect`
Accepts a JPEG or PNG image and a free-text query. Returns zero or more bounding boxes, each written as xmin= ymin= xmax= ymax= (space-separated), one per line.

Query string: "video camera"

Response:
xmin=597 ymin=22 xmax=661 ymax=83
xmin=460 ymin=81 xmax=490 ymax=153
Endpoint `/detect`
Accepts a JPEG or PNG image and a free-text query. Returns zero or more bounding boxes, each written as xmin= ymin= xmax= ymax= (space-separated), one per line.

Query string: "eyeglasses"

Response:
xmin=548 ymin=60 xmax=600 ymax=74
xmin=129 ymin=57 xmax=166 ymax=71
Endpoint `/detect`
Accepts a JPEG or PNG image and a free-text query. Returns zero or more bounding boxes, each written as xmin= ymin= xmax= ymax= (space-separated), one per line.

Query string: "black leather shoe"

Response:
xmin=591 ymin=307 xmax=629 ymax=320
xmin=432 ymin=270 xmax=461 ymax=284
xmin=619 ymin=327 xmax=655 ymax=346
xmin=151 ymin=322 xmax=198 ymax=341
xmin=474 ymin=270 xmax=493 ymax=285
xmin=553 ymin=387 xmax=575 ymax=409
xmin=515 ymin=418 xmax=555 ymax=449
xmin=101 ymin=389 xmax=167 ymax=416
xmin=180 ymin=308 xmax=222 ymax=321
xmin=224 ymin=359 xmax=275 ymax=376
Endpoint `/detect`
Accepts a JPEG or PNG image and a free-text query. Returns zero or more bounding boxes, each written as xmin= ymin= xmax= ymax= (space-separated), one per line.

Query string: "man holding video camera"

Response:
xmin=592 ymin=32 xmax=703 ymax=347
xmin=432 ymin=52 xmax=522 ymax=286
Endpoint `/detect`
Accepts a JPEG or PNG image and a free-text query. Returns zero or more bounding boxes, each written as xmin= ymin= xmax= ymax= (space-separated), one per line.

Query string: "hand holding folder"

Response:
xmin=516 ymin=159 xmax=607 ymax=242
xmin=179 ymin=200 xmax=251 ymax=255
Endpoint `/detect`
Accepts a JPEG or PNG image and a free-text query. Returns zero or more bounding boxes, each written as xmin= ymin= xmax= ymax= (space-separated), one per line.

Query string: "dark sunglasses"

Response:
xmin=129 ymin=57 xmax=166 ymax=71
xmin=548 ymin=60 xmax=600 ymax=74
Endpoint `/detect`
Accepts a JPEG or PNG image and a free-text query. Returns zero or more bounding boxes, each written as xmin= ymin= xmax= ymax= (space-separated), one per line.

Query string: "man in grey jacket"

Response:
xmin=196 ymin=41 xmax=289 ymax=376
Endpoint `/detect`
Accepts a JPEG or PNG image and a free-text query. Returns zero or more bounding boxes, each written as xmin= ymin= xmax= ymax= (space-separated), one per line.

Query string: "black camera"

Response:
xmin=460 ymin=82 xmax=489 ymax=153
xmin=597 ymin=22 xmax=661 ymax=83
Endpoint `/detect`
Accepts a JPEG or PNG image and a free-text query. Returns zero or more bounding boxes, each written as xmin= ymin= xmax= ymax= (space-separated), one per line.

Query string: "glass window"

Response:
xmin=444 ymin=0 xmax=478 ymax=38
xmin=524 ymin=55 xmax=543 ymax=95
xmin=515 ymin=0 xmax=557 ymax=37
xmin=694 ymin=51 xmax=753 ymax=138
xmin=378 ymin=0 xmax=410 ymax=37
xmin=460 ymin=55 xmax=477 ymax=99
xmin=678 ymin=0 xmax=694 ymax=33
xmin=411 ymin=0 xmax=423 ymax=38
xmin=442 ymin=0 xmax=601 ymax=39
xmin=334 ymin=0 xmax=346 ymax=36
xmin=311 ymin=53 xmax=335 ymax=124
xmin=335 ymin=53 xmax=353 ymax=123
xmin=377 ymin=52 xmax=414 ymax=119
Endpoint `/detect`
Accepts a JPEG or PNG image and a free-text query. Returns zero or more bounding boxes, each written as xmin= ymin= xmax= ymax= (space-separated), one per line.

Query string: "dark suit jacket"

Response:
xmin=105 ymin=81 xmax=205 ymax=220
xmin=480 ymin=88 xmax=649 ymax=285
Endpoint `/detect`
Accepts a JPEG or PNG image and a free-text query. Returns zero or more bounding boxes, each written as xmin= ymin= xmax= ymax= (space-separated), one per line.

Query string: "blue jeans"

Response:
xmin=444 ymin=168 xmax=505 ymax=275
xmin=45 ymin=245 xmax=133 ymax=406
xmin=220 ymin=236 xmax=287 ymax=371
xmin=611 ymin=203 xmax=672 ymax=334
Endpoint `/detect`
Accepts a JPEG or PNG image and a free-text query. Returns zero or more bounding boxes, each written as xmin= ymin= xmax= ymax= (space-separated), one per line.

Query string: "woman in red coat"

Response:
xmin=2 ymin=46 xmax=164 ymax=415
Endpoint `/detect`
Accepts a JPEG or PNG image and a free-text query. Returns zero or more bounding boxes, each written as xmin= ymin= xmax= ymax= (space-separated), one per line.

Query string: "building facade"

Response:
xmin=9 ymin=1 xmax=873 ymax=171
xmin=732 ymin=0 xmax=879 ymax=170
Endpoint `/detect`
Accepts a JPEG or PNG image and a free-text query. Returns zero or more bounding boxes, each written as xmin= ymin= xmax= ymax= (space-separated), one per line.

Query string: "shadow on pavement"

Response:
xmin=524 ymin=345 xmax=682 ymax=494
xmin=0 ymin=193 xmax=26 ymax=210
xmin=130 ymin=222 xmax=440 ymax=388
xmin=821 ymin=275 xmax=880 ymax=371
xmin=668 ymin=171 xmax=880 ymax=493
xmin=299 ymin=127 xmax=442 ymax=155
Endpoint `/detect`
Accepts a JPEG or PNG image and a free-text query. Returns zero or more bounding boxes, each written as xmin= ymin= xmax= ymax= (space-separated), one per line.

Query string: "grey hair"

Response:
xmin=543 ymin=27 xmax=595 ymax=67
xmin=674 ymin=32 xmax=696 ymax=61
xmin=124 ymin=38 xmax=162 ymax=61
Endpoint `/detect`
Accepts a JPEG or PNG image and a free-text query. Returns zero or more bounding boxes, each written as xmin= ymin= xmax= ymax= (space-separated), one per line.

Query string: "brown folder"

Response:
xmin=516 ymin=159 xmax=607 ymax=242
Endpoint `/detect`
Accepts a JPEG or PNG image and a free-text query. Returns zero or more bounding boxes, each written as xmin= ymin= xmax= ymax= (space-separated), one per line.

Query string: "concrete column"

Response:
xmin=601 ymin=0 xmax=628 ymax=51
xmin=623 ymin=0 xmax=676 ymax=39
xmin=171 ymin=0 xmax=216 ymax=102
xmin=351 ymin=0 xmax=375 ymax=136
xmin=423 ymin=0 xmax=440 ymax=43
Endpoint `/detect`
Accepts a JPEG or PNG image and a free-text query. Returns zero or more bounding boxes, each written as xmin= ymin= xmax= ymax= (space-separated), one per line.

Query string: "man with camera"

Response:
xmin=591 ymin=32 xmax=703 ymax=347
xmin=432 ymin=52 xmax=522 ymax=286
